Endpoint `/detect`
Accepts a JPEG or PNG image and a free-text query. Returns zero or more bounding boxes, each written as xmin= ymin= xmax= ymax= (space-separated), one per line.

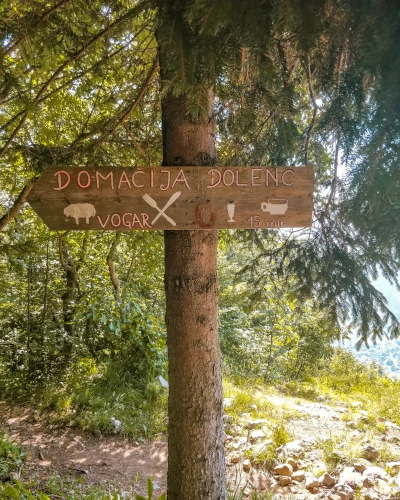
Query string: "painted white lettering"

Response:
xmin=172 ymin=169 xmax=191 ymax=190
xmin=118 ymin=171 xmax=132 ymax=189
xmin=122 ymin=213 xmax=133 ymax=228
xmin=160 ymin=170 xmax=171 ymax=190
xmin=141 ymin=213 xmax=151 ymax=228
xmin=236 ymin=170 xmax=247 ymax=187
xmin=96 ymin=171 xmax=114 ymax=190
xmin=77 ymin=170 xmax=91 ymax=189
xmin=132 ymin=171 xmax=145 ymax=188
xmin=53 ymin=170 xmax=71 ymax=191
xmin=97 ymin=215 xmax=110 ymax=228
xmin=223 ymin=169 xmax=235 ymax=187
xmin=266 ymin=168 xmax=278 ymax=187
xmin=251 ymin=168 xmax=262 ymax=187
xmin=111 ymin=214 xmax=121 ymax=227
xmin=282 ymin=169 xmax=294 ymax=186
xmin=150 ymin=169 xmax=154 ymax=188
xmin=207 ymin=169 xmax=222 ymax=188
xmin=132 ymin=213 xmax=143 ymax=228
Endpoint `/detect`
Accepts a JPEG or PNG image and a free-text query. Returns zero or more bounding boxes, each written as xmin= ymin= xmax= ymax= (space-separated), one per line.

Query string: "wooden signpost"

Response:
xmin=27 ymin=166 xmax=314 ymax=230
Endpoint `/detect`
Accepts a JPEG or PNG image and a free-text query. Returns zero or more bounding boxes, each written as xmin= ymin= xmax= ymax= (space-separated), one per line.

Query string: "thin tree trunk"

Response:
xmin=162 ymin=90 xmax=226 ymax=499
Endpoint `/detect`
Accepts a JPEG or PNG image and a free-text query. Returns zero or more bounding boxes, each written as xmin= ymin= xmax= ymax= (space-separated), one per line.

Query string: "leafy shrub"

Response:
xmin=0 ymin=433 xmax=25 ymax=480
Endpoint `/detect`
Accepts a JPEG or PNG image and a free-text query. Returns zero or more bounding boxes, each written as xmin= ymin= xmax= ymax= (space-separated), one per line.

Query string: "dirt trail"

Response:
xmin=0 ymin=401 xmax=167 ymax=496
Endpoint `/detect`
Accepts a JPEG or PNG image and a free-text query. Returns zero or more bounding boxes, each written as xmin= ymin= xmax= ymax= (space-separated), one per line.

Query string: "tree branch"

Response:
xmin=0 ymin=178 xmax=38 ymax=231
xmin=107 ymin=233 xmax=121 ymax=301
xmin=322 ymin=133 xmax=340 ymax=219
xmin=3 ymin=0 xmax=73 ymax=56
xmin=0 ymin=4 xmax=146 ymax=158
xmin=123 ymin=122 xmax=151 ymax=163
xmin=305 ymin=60 xmax=319 ymax=166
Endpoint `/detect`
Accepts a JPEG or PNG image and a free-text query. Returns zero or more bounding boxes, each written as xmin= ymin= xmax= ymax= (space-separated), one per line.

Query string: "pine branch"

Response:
xmin=322 ymin=133 xmax=340 ymax=218
xmin=0 ymin=178 xmax=38 ymax=231
xmin=0 ymin=3 xmax=148 ymax=158
xmin=3 ymin=0 xmax=73 ymax=56
xmin=304 ymin=60 xmax=319 ymax=166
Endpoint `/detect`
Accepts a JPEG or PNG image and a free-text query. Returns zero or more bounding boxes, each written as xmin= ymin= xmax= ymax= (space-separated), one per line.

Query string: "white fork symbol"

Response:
xmin=142 ymin=191 xmax=182 ymax=226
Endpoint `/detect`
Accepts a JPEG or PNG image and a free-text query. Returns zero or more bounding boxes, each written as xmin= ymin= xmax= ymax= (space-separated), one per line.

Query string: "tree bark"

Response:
xmin=162 ymin=91 xmax=226 ymax=499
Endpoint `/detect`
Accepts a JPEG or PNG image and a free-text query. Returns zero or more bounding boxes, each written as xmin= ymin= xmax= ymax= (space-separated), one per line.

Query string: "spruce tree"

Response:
xmin=1 ymin=0 xmax=400 ymax=497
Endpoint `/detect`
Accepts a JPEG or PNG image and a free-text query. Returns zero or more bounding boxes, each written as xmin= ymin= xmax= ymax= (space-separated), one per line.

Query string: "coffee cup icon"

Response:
xmin=261 ymin=199 xmax=288 ymax=215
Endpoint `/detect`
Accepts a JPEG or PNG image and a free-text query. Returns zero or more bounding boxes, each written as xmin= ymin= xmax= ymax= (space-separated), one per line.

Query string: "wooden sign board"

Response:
xmin=27 ymin=167 xmax=314 ymax=231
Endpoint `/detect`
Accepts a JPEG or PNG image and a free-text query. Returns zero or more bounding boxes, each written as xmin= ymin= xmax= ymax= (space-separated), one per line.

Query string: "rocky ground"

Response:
xmin=224 ymin=393 xmax=400 ymax=499
xmin=2 ymin=389 xmax=400 ymax=499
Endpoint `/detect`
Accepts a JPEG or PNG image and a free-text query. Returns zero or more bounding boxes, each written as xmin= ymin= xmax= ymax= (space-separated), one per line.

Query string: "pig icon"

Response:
xmin=64 ymin=203 xmax=96 ymax=225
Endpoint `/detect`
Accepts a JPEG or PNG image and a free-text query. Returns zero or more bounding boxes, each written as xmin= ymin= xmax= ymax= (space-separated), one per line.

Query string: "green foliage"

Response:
xmin=219 ymin=237 xmax=339 ymax=381
xmin=135 ymin=478 xmax=166 ymax=500
xmin=0 ymin=433 xmax=25 ymax=481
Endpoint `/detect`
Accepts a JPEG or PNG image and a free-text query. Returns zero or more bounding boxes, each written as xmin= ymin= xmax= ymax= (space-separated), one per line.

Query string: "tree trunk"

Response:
xmin=162 ymin=91 xmax=226 ymax=499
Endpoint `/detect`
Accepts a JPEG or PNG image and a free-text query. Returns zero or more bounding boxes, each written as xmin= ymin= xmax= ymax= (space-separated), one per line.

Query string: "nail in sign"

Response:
xmin=27 ymin=166 xmax=314 ymax=230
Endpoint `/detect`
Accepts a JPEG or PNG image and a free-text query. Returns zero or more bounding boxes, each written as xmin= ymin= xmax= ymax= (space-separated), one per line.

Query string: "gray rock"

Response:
xmin=292 ymin=470 xmax=305 ymax=481
xmin=249 ymin=429 xmax=264 ymax=441
xmin=279 ymin=476 xmax=291 ymax=486
xmin=362 ymin=445 xmax=379 ymax=460
xmin=321 ymin=472 xmax=336 ymax=486
xmin=329 ymin=482 xmax=354 ymax=500
xmin=246 ymin=419 xmax=268 ymax=429
xmin=363 ymin=465 xmax=388 ymax=481
xmin=373 ymin=478 xmax=392 ymax=496
xmin=305 ymin=473 xmax=320 ymax=489
xmin=273 ymin=463 xmax=293 ymax=477
xmin=243 ymin=459 xmax=251 ymax=472
xmin=223 ymin=415 xmax=233 ymax=424
xmin=339 ymin=466 xmax=363 ymax=487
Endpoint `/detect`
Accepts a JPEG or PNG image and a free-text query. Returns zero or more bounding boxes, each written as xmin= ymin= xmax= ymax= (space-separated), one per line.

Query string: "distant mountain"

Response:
xmin=342 ymin=276 xmax=400 ymax=378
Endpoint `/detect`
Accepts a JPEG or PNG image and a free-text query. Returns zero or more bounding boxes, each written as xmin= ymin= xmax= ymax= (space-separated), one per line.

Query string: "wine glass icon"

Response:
xmin=227 ymin=203 xmax=235 ymax=223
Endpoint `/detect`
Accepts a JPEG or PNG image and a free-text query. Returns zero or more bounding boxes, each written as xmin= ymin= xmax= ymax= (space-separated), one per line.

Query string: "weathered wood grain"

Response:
xmin=27 ymin=166 xmax=314 ymax=230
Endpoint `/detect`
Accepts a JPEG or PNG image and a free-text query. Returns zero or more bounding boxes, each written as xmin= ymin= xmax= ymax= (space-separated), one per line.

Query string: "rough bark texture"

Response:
xmin=162 ymin=91 xmax=226 ymax=499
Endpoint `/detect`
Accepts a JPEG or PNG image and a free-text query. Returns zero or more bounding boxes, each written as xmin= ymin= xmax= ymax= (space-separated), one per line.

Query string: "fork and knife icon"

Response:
xmin=142 ymin=191 xmax=182 ymax=226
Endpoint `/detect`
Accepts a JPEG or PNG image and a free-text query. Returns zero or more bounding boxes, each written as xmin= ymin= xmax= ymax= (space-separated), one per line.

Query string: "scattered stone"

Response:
xmin=246 ymin=419 xmax=267 ymax=429
xmin=387 ymin=461 xmax=400 ymax=471
xmin=279 ymin=476 xmax=291 ymax=486
xmin=305 ymin=473 xmax=320 ymax=489
xmin=355 ymin=458 xmax=373 ymax=470
xmin=158 ymin=375 xmax=169 ymax=389
xmin=286 ymin=457 xmax=297 ymax=470
xmin=321 ymin=472 xmax=336 ymax=487
xmin=249 ymin=429 xmax=264 ymax=441
xmin=292 ymin=470 xmax=305 ymax=481
xmin=223 ymin=398 xmax=233 ymax=407
xmin=331 ymin=450 xmax=347 ymax=462
xmin=362 ymin=445 xmax=379 ymax=460
xmin=363 ymin=466 xmax=388 ymax=481
xmin=282 ymin=440 xmax=304 ymax=458
xmin=230 ymin=453 xmax=240 ymax=464
xmin=359 ymin=410 xmax=368 ymax=417
xmin=351 ymin=402 xmax=362 ymax=408
xmin=328 ymin=495 xmax=342 ymax=500
xmin=386 ymin=435 xmax=400 ymax=443
xmin=223 ymin=415 xmax=233 ymax=424
xmin=273 ymin=463 xmax=293 ymax=477
xmin=363 ymin=476 xmax=375 ymax=488
xmin=329 ymin=482 xmax=354 ymax=500
xmin=339 ymin=466 xmax=363 ymax=487
xmin=373 ymin=478 xmax=392 ymax=496
xmin=250 ymin=404 xmax=258 ymax=410
xmin=354 ymin=462 xmax=367 ymax=473
xmin=363 ymin=492 xmax=380 ymax=500
xmin=243 ymin=459 xmax=251 ymax=472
